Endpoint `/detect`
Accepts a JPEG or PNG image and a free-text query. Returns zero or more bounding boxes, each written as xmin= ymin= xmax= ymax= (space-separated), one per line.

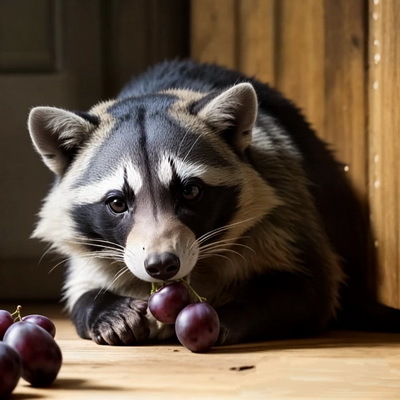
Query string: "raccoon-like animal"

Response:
xmin=28 ymin=60 xmax=400 ymax=346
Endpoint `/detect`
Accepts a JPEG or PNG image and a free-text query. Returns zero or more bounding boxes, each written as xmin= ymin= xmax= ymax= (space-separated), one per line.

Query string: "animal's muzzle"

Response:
xmin=144 ymin=252 xmax=180 ymax=281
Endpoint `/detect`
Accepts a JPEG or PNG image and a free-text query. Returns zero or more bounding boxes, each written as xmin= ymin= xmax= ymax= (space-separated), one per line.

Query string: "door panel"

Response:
xmin=0 ymin=0 xmax=189 ymax=300
xmin=0 ymin=0 xmax=103 ymax=300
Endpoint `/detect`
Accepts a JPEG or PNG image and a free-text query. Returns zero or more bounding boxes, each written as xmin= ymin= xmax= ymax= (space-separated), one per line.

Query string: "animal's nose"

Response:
xmin=144 ymin=252 xmax=180 ymax=281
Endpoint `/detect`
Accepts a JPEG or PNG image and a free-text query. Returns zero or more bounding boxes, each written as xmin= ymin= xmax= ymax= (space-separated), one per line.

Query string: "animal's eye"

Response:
xmin=182 ymin=183 xmax=202 ymax=201
xmin=107 ymin=196 xmax=128 ymax=214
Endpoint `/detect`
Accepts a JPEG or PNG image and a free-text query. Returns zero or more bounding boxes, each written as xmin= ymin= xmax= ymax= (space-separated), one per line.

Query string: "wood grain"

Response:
xmin=237 ymin=0 xmax=276 ymax=84
xmin=323 ymin=0 xmax=368 ymax=199
xmin=102 ymin=0 xmax=189 ymax=97
xmin=274 ymin=0 xmax=325 ymax=137
xmin=190 ymin=0 xmax=237 ymax=68
xmin=368 ymin=0 xmax=400 ymax=308
xmin=190 ymin=0 xmax=367 ymax=198
xmin=6 ymin=304 xmax=400 ymax=400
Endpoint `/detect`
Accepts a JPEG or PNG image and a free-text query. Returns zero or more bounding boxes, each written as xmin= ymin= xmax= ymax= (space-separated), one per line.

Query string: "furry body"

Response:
xmin=29 ymin=60 xmax=399 ymax=346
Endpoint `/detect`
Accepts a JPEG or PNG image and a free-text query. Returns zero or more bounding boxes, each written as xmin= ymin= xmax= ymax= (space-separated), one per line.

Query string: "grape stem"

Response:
xmin=151 ymin=282 xmax=156 ymax=294
xmin=150 ymin=280 xmax=206 ymax=303
xmin=150 ymin=282 xmax=164 ymax=294
xmin=179 ymin=279 xmax=206 ymax=303
xmin=11 ymin=305 xmax=23 ymax=322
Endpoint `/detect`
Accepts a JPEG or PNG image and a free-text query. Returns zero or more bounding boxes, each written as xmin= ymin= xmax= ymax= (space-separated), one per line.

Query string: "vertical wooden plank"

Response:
xmin=102 ymin=0 xmax=189 ymax=97
xmin=0 ymin=0 xmax=104 ymax=300
xmin=324 ymin=0 xmax=368 ymax=199
xmin=237 ymin=0 xmax=276 ymax=85
xmin=369 ymin=0 xmax=400 ymax=308
xmin=149 ymin=0 xmax=189 ymax=64
xmin=190 ymin=0 xmax=237 ymax=68
xmin=274 ymin=0 xmax=325 ymax=137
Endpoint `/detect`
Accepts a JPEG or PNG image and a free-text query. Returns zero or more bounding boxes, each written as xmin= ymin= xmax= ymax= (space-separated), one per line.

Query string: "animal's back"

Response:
xmin=28 ymin=59 xmax=400 ymax=347
xmin=122 ymin=60 xmax=398 ymax=331
xmin=122 ymin=60 xmax=372 ymax=305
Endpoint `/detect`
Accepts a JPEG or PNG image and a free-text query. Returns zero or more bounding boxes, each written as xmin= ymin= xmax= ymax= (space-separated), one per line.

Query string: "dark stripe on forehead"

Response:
xmin=114 ymin=93 xmax=176 ymax=113
xmin=136 ymin=107 xmax=159 ymax=219
xmin=72 ymin=94 xmax=177 ymax=188
xmin=72 ymin=93 xmax=235 ymax=189
xmin=108 ymin=93 xmax=234 ymax=171
xmin=122 ymin=167 xmax=135 ymax=201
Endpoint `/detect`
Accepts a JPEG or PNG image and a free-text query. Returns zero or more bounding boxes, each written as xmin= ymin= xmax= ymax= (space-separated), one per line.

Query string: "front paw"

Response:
xmin=90 ymin=298 xmax=149 ymax=345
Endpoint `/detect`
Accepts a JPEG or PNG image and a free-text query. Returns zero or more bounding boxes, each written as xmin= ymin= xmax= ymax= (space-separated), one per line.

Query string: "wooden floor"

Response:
xmin=3 ymin=303 xmax=400 ymax=400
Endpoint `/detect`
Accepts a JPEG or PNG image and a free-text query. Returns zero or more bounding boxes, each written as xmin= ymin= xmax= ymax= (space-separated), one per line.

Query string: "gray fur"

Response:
xmin=28 ymin=61 xmax=350 ymax=345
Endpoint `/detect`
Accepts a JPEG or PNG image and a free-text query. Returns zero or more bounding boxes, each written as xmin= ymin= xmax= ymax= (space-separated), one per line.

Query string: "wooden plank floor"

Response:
xmin=3 ymin=303 xmax=400 ymax=400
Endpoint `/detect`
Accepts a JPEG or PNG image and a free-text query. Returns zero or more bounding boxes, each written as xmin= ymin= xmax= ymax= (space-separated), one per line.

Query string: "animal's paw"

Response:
xmin=89 ymin=298 xmax=149 ymax=345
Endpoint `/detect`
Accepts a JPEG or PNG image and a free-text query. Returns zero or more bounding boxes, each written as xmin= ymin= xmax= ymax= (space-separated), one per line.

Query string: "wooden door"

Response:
xmin=0 ymin=0 xmax=189 ymax=301
xmin=0 ymin=0 xmax=104 ymax=301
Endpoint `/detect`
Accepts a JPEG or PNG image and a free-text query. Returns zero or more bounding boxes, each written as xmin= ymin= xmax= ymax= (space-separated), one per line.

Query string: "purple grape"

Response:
xmin=22 ymin=314 xmax=56 ymax=338
xmin=0 ymin=342 xmax=21 ymax=398
xmin=0 ymin=310 xmax=13 ymax=340
xmin=149 ymin=282 xmax=191 ymax=324
xmin=4 ymin=321 xmax=62 ymax=387
xmin=175 ymin=302 xmax=220 ymax=353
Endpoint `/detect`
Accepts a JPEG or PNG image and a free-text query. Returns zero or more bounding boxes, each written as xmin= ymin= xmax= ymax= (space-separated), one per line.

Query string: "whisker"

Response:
xmin=50 ymin=254 xmax=97 ymax=275
xmin=48 ymin=258 xmax=70 ymax=274
xmin=66 ymin=239 xmax=125 ymax=254
xmin=198 ymin=252 xmax=234 ymax=266
xmin=48 ymin=255 xmax=83 ymax=274
xmin=72 ymin=236 xmax=126 ymax=248
xmin=200 ymin=239 xmax=256 ymax=255
xmin=195 ymin=217 xmax=256 ymax=247
xmin=100 ymin=266 xmax=130 ymax=295
xmin=199 ymin=236 xmax=247 ymax=248
xmin=199 ymin=245 xmax=248 ymax=262
xmin=65 ymin=242 xmax=126 ymax=261
xmin=177 ymin=129 xmax=192 ymax=159
xmin=110 ymin=259 xmax=125 ymax=266
xmin=37 ymin=244 xmax=54 ymax=266
xmin=92 ymin=249 xmax=124 ymax=258
xmin=187 ymin=219 xmax=258 ymax=268
xmin=195 ymin=227 xmax=229 ymax=246
xmin=182 ymin=133 xmax=204 ymax=164
xmin=48 ymin=250 xmax=125 ymax=275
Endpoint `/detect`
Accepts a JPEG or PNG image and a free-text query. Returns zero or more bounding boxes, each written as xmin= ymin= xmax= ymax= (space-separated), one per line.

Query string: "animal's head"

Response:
xmin=28 ymin=83 xmax=277 ymax=284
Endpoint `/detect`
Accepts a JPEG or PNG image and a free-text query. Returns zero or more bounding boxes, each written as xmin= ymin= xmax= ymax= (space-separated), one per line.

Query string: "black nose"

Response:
xmin=144 ymin=252 xmax=180 ymax=281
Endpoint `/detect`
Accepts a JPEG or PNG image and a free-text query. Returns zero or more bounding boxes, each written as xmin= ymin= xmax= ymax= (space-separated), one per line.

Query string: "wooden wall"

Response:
xmin=101 ymin=0 xmax=189 ymax=97
xmin=191 ymin=0 xmax=400 ymax=308
xmin=368 ymin=0 xmax=400 ymax=307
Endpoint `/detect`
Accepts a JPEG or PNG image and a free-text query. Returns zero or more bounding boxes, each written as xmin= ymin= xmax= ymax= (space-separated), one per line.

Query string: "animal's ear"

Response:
xmin=28 ymin=106 xmax=98 ymax=176
xmin=198 ymin=82 xmax=258 ymax=153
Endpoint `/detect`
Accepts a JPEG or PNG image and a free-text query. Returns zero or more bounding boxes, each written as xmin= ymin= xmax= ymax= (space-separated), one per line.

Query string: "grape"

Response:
xmin=22 ymin=315 xmax=56 ymax=338
xmin=3 ymin=321 xmax=62 ymax=387
xmin=0 ymin=342 xmax=21 ymax=399
xmin=0 ymin=310 xmax=13 ymax=340
xmin=149 ymin=282 xmax=191 ymax=324
xmin=175 ymin=302 xmax=220 ymax=353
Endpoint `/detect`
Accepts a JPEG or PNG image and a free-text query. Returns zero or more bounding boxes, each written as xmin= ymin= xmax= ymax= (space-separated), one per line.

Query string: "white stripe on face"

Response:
xmin=125 ymin=162 xmax=142 ymax=192
xmin=157 ymin=153 xmax=240 ymax=187
xmin=73 ymin=161 xmax=142 ymax=204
